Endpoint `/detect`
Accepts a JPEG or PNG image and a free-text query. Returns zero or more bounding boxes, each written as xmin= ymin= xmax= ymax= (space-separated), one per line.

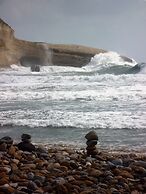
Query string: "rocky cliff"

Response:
xmin=0 ymin=19 xmax=134 ymax=68
xmin=0 ymin=18 xmax=107 ymax=68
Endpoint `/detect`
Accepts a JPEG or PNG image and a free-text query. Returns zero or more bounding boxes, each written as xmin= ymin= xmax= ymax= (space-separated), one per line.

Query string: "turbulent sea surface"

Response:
xmin=0 ymin=52 xmax=146 ymax=151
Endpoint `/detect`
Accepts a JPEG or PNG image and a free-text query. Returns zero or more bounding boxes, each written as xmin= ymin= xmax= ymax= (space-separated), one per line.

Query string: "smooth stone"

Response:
xmin=86 ymin=145 xmax=96 ymax=151
xmin=70 ymin=160 xmax=79 ymax=169
xmin=38 ymin=153 xmax=49 ymax=159
xmin=119 ymin=170 xmax=134 ymax=179
xmin=86 ymin=156 xmax=96 ymax=162
xmin=9 ymin=182 xmax=18 ymax=187
xmin=21 ymin=134 xmax=31 ymax=141
xmin=85 ymin=162 xmax=92 ymax=167
xmin=3 ymin=167 xmax=11 ymax=173
xmin=53 ymin=162 xmax=60 ymax=168
xmin=0 ymin=178 xmax=9 ymax=185
xmin=66 ymin=176 xmax=75 ymax=182
xmin=0 ymin=185 xmax=15 ymax=193
xmin=11 ymin=158 xmax=20 ymax=165
xmin=0 ymin=143 xmax=7 ymax=151
xmin=110 ymin=159 xmax=123 ymax=166
xmin=33 ymin=175 xmax=45 ymax=183
xmin=78 ymin=166 xmax=82 ymax=170
xmin=27 ymin=181 xmax=38 ymax=191
xmin=86 ymin=140 xmax=97 ymax=146
xmin=0 ymin=136 xmax=13 ymax=145
xmin=11 ymin=163 xmax=18 ymax=171
xmin=87 ymin=168 xmax=103 ymax=177
xmin=34 ymin=179 xmax=43 ymax=187
xmin=55 ymin=177 xmax=66 ymax=185
xmin=17 ymin=142 xmax=36 ymax=152
xmin=87 ymin=149 xmax=98 ymax=156
xmin=8 ymin=145 xmax=17 ymax=156
xmin=27 ymin=172 xmax=34 ymax=180
xmin=85 ymin=131 xmax=98 ymax=141
xmin=132 ymin=161 xmax=146 ymax=168
xmin=69 ymin=153 xmax=79 ymax=160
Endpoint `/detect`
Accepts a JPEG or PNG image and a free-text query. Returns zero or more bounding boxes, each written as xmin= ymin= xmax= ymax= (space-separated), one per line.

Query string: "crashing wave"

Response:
xmin=83 ymin=51 xmax=142 ymax=75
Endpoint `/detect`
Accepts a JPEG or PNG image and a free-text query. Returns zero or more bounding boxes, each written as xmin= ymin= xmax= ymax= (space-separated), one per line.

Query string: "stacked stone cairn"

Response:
xmin=17 ymin=134 xmax=36 ymax=152
xmin=0 ymin=136 xmax=13 ymax=152
xmin=85 ymin=130 xmax=98 ymax=157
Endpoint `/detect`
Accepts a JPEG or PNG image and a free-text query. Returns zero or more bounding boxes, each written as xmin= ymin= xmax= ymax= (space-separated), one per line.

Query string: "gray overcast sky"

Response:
xmin=0 ymin=0 xmax=146 ymax=62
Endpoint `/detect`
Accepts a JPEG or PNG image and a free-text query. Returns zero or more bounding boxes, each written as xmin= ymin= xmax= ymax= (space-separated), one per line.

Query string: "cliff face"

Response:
xmin=0 ymin=19 xmax=16 ymax=66
xmin=0 ymin=18 xmax=107 ymax=68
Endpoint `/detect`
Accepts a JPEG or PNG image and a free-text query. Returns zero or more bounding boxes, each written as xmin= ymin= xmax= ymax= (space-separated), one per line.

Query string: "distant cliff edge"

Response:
xmin=0 ymin=18 xmax=131 ymax=68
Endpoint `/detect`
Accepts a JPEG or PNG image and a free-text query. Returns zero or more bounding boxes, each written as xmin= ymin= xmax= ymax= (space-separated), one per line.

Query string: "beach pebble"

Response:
xmin=110 ymin=158 xmax=123 ymax=166
xmin=0 ymin=135 xmax=146 ymax=193
xmin=0 ymin=143 xmax=7 ymax=151
xmin=0 ymin=184 xmax=15 ymax=193
xmin=27 ymin=172 xmax=34 ymax=180
xmin=85 ymin=130 xmax=98 ymax=141
xmin=0 ymin=136 xmax=13 ymax=146
xmin=132 ymin=161 xmax=146 ymax=168
xmin=86 ymin=140 xmax=97 ymax=146
xmin=55 ymin=177 xmax=66 ymax=185
xmin=27 ymin=181 xmax=38 ymax=191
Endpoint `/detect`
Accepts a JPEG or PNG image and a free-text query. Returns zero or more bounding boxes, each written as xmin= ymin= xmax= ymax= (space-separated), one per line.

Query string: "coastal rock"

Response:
xmin=31 ymin=64 xmax=40 ymax=72
xmin=85 ymin=131 xmax=98 ymax=141
xmin=0 ymin=18 xmax=105 ymax=68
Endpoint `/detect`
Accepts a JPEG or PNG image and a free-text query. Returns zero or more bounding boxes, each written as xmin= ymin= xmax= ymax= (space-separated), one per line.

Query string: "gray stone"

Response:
xmin=86 ymin=140 xmax=97 ymax=146
xmin=85 ymin=131 xmax=98 ymax=141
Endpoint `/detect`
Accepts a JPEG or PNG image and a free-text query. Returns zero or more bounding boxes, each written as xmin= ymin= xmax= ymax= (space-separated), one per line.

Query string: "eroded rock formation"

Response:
xmin=0 ymin=18 xmax=106 ymax=68
xmin=0 ymin=18 xmax=134 ymax=69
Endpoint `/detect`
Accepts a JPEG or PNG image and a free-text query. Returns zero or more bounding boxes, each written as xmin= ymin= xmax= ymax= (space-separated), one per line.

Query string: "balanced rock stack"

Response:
xmin=85 ymin=130 xmax=98 ymax=157
xmin=0 ymin=136 xmax=13 ymax=151
xmin=17 ymin=133 xmax=36 ymax=152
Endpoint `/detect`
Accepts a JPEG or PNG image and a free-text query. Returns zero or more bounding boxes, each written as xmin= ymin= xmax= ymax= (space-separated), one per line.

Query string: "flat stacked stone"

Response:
xmin=85 ymin=131 xmax=98 ymax=157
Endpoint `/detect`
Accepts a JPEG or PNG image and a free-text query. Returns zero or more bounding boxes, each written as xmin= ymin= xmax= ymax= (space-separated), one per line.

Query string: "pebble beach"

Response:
xmin=0 ymin=133 xmax=146 ymax=194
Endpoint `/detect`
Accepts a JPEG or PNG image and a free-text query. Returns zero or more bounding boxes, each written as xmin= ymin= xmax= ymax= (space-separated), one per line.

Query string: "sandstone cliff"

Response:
xmin=0 ymin=19 xmax=133 ymax=68
xmin=0 ymin=18 xmax=106 ymax=68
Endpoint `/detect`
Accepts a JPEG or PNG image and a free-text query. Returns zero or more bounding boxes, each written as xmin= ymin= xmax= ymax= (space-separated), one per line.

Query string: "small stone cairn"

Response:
xmin=0 ymin=136 xmax=13 ymax=151
xmin=85 ymin=130 xmax=98 ymax=157
xmin=17 ymin=133 xmax=36 ymax=152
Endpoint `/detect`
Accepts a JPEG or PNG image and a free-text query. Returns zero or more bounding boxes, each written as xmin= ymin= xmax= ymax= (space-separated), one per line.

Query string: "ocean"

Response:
xmin=0 ymin=51 xmax=146 ymax=151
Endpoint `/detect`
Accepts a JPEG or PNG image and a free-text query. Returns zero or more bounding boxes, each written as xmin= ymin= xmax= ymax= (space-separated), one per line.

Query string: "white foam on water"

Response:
xmin=0 ymin=52 xmax=146 ymax=150
xmin=0 ymin=110 xmax=145 ymax=129
xmin=83 ymin=51 xmax=137 ymax=72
